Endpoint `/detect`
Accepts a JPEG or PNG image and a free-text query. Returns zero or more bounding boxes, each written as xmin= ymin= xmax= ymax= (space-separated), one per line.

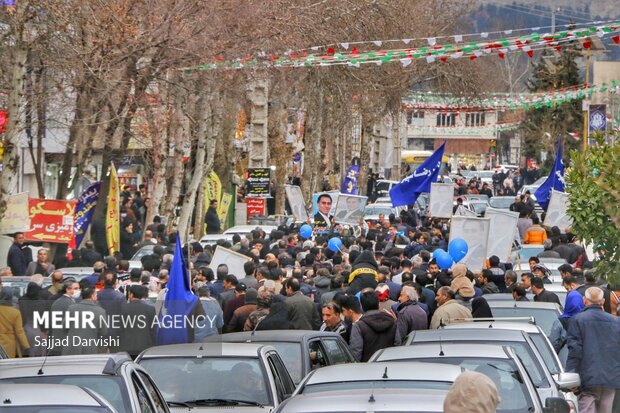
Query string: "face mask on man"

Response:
xmin=72 ymin=290 xmax=81 ymax=299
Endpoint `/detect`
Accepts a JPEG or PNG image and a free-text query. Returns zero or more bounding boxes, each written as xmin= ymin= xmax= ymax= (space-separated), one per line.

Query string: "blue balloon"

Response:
xmin=434 ymin=249 xmax=454 ymax=270
xmin=300 ymin=224 xmax=313 ymax=239
xmin=448 ymin=238 xmax=469 ymax=263
xmin=327 ymin=237 xmax=343 ymax=252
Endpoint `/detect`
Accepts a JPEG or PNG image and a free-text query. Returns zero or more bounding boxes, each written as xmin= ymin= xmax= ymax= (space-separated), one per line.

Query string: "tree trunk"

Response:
xmin=301 ymin=86 xmax=323 ymax=200
xmin=0 ymin=19 xmax=27 ymax=218
xmin=358 ymin=120 xmax=373 ymax=198
xmin=267 ymin=101 xmax=288 ymax=215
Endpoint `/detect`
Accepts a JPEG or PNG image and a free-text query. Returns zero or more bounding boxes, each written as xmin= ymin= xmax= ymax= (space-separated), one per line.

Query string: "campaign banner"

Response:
xmin=588 ymin=104 xmax=606 ymax=135
xmin=106 ymin=163 xmax=120 ymax=254
xmin=485 ymin=207 xmax=519 ymax=261
xmin=71 ymin=182 xmax=101 ymax=249
xmin=246 ymin=197 xmax=266 ymax=221
xmin=218 ymin=193 xmax=233 ymax=223
xmin=209 ymin=246 xmax=251 ymax=280
xmin=246 ymin=168 xmax=271 ymax=197
xmin=285 ymin=185 xmax=308 ymax=222
xmin=25 ymin=199 xmax=76 ymax=243
xmin=449 ymin=216 xmax=490 ymax=272
xmin=205 ymin=171 xmax=222 ymax=205
xmin=429 ymin=183 xmax=454 ymax=218
xmin=0 ymin=192 xmax=30 ymax=234
xmin=341 ymin=164 xmax=360 ymax=195
xmin=544 ymin=190 xmax=573 ymax=231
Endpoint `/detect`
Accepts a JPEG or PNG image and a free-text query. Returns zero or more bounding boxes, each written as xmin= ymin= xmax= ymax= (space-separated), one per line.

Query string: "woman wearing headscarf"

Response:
xmin=0 ymin=287 xmax=30 ymax=358
xmin=472 ymin=296 xmax=493 ymax=319
xmin=18 ymin=282 xmax=52 ymax=356
xmin=444 ymin=371 xmax=501 ymax=413
xmin=550 ymin=290 xmax=585 ymax=355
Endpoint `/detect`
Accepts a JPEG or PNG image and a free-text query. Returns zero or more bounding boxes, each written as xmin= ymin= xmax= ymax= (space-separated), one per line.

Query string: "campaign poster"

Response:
xmin=429 ymin=183 xmax=454 ymax=218
xmin=0 ymin=192 xmax=30 ymax=234
xmin=485 ymin=207 xmax=519 ymax=262
xmin=209 ymin=246 xmax=251 ymax=280
xmin=284 ymin=185 xmax=308 ymax=223
xmin=449 ymin=216 xmax=491 ymax=272
xmin=246 ymin=197 xmax=266 ymax=222
xmin=544 ymin=190 xmax=573 ymax=231
xmin=312 ymin=191 xmax=339 ymax=227
xmin=333 ymin=194 xmax=368 ymax=226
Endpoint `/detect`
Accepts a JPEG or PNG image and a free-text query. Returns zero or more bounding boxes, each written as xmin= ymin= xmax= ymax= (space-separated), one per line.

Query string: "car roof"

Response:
xmin=217 ymin=330 xmax=342 ymax=343
xmin=280 ymin=389 xmax=447 ymax=412
xmin=374 ymin=343 xmax=511 ymax=361
xmin=409 ymin=328 xmax=527 ymax=343
xmin=137 ymin=342 xmax=268 ymax=359
xmin=443 ymin=322 xmax=541 ymax=334
xmin=0 ymin=383 xmax=106 ymax=407
xmin=0 ymin=353 xmax=133 ymax=377
xmin=57 ymin=267 xmax=94 ymax=274
xmin=305 ymin=362 xmax=462 ymax=385
xmin=487 ymin=301 xmax=561 ymax=310
xmin=224 ymin=225 xmax=277 ymax=234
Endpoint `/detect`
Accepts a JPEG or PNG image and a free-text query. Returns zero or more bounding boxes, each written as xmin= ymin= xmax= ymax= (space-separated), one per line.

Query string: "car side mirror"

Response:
xmin=543 ymin=397 xmax=570 ymax=413
xmin=553 ymin=372 xmax=580 ymax=391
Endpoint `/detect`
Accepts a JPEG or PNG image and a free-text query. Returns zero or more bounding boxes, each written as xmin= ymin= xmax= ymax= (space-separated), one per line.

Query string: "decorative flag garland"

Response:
xmin=181 ymin=22 xmax=620 ymax=72
xmin=402 ymin=81 xmax=620 ymax=112
xmin=406 ymin=122 xmax=521 ymax=135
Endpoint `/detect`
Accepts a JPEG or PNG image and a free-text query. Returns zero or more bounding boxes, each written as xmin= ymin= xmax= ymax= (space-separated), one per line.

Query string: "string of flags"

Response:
xmin=406 ymin=122 xmax=521 ymax=134
xmin=181 ymin=21 xmax=620 ymax=72
xmin=402 ymin=81 xmax=620 ymax=112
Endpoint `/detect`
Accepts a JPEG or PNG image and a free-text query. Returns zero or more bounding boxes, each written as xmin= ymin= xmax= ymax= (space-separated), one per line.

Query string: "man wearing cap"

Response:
xmin=226 ymin=289 xmax=258 ymax=333
xmin=532 ymin=264 xmax=553 ymax=285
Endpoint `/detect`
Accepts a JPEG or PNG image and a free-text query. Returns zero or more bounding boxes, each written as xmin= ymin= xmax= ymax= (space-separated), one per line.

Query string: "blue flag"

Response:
xmin=389 ymin=142 xmax=445 ymax=207
xmin=156 ymin=234 xmax=198 ymax=345
xmin=341 ymin=164 xmax=360 ymax=194
xmin=534 ymin=139 xmax=565 ymax=211
xmin=71 ymin=182 xmax=101 ymax=250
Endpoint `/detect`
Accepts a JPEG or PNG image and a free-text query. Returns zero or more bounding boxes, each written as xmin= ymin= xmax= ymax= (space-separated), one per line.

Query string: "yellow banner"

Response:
xmin=218 ymin=193 xmax=232 ymax=223
xmin=204 ymin=171 xmax=222 ymax=209
xmin=106 ymin=163 xmax=120 ymax=255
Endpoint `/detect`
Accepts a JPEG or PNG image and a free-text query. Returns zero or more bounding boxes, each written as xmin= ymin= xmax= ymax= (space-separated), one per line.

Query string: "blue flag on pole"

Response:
xmin=341 ymin=164 xmax=360 ymax=194
xmin=389 ymin=142 xmax=445 ymax=207
xmin=71 ymin=182 xmax=101 ymax=250
xmin=156 ymin=234 xmax=198 ymax=345
xmin=534 ymin=139 xmax=565 ymax=211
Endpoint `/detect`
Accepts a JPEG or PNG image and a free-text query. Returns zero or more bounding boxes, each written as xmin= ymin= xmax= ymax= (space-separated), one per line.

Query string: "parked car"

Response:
xmin=486 ymin=301 xmax=562 ymax=337
xmin=225 ymin=225 xmax=278 ymax=240
xmin=489 ymin=196 xmax=517 ymax=210
xmin=214 ymin=330 xmax=355 ymax=385
xmin=375 ymin=179 xmax=399 ymax=197
xmin=370 ymin=344 xmax=552 ymax=413
xmin=137 ymin=342 xmax=294 ymax=411
xmin=130 ymin=244 xmax=157 ymax=260
xmin=403 ymin=328 xmax=564 ymax=405
xmin=273 ymin=362 xmax=461 ymax=413
xmin=363 ymin=203 xmax=400 ymax=223
xmin=0 ymin=276 xmax=52 ymax=304
xmin=199 ymin=234 xmax=235 ymax=248
xmin=0 ymin=383 xmax=119 ymax=413
xmin=56 ymin=267 xmax=94 ymax=281
xmin=0 ymin=353 xmax=168 ymax=413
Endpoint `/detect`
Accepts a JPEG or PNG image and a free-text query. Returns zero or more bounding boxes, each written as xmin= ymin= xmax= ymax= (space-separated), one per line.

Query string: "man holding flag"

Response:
xmin=534 ymin=139 xmax=565 ymax=211
xmin=390 ymin=142 xmax=446 ymax=208
xmin=156 ymin=234 xmax=205 ymax=345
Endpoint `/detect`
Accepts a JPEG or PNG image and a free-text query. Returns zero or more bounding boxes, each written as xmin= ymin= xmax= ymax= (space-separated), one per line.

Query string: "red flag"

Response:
xmin=613 ymin=35 xmax=620 ymax=44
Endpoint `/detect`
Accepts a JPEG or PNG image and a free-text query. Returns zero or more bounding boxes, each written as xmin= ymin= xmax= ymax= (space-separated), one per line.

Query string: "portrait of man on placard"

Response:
xmin=313 ymin=193 xmax=333 ymax=228
xmin=285 ymin=185 xmax=308 ymax=222
xmin=334 ymin=195 xmax=367 ymax=226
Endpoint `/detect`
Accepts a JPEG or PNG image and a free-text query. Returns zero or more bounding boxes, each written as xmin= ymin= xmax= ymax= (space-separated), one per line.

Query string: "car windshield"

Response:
xmin=3 ymin=408 xmax=109 ymax=413
xmin=364 ymin=206 xmax=393 ymax=216
xmin=528 ymin=333 xmax=561 ymax=375
xmin=140 ymin=357 xmax=272 ymax=406
xmin=411 ymin=341 xmax=549 ymax=388
xmin=0 ymin=376 xmax=130 ymax=413
xmin=302 ymin=380 xmax=452 ymax=394
xmin=489 ymin=307 xmax=558 ymax=337
xmin=489 ymin=198 xmax=514 ymax=209
xmin=131 ymin=246 xmax=155 ymax=260
xmin=414 ymin=357 xmax=534 ymax=413
xmin=255 ymin=342 xmax=303 ymax=384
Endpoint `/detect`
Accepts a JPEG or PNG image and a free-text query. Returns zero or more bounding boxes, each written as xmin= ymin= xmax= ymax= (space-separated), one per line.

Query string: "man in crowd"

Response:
xmin=531 ymin=277 xmax=561 ymax=306
xmin=566 ymin=287 xmax=620 ymax=413
xmin=7 ymin=233 xmax=30 ymax=276
xmin=320 ymin=302 xmax=346 ymax=338
xmin=349 ymin=289 xmax=396 ymax=362
xmin=430 ymin=287 xmax=472 ymax=329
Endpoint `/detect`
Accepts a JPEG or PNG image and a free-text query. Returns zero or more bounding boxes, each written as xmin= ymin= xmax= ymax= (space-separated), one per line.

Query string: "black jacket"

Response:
xmin=204 ymin=207 xmax=221 ymax=234
xmin=534 ymin=289 xmax=562 ymax=306
xmin=119 ymin=300 xmax=156 ymax=357
xmin=355 ymin=310 xmax=397 ymax=362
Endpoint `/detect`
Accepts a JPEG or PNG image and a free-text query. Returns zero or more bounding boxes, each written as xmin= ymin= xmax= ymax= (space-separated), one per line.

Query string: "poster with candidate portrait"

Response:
xmin=312 ymin=191 xmax=339 ymax=228
xmin=449 ymin=216 xmax=490 ymax=272
xmin=334 ymin=194 xmax=368 ymax=226
xmin=430 ymin=183 xmax=454 ymax=218
xmin=544 ymin=190 xmax=573 ymax=231
xmin=284 ymin=185 xmax=308 ymax=223
xmin=485 ymin=207 xmax=519 ymax=262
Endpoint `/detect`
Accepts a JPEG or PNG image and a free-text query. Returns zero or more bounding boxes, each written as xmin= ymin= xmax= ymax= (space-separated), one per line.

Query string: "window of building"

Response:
xmin=436 ymin=112 xmax=455 ymax=127
xmin=407 ymin=110 xmax=424 ymax=125
xmin=465 ymin=112 xmax=486 ymax=127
